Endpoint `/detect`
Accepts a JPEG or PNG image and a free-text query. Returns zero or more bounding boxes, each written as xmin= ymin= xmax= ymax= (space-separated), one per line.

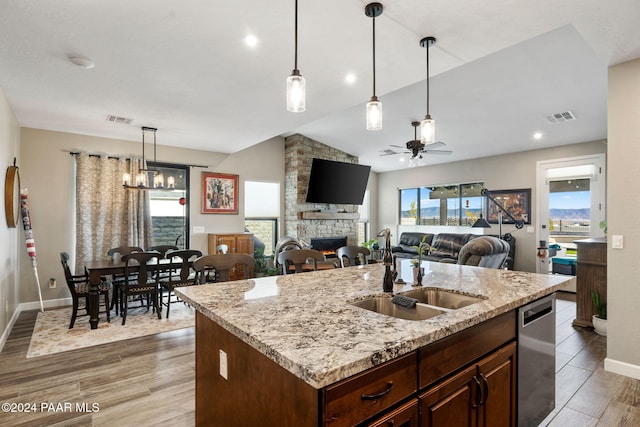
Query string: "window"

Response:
xmin=244 ymin=181 xmax=280 ymax=256
xmin=399 ymin=182 xmax=483 ymax=226
xmin=148 ymin=162 xmax=189 ymax=248
xmin=548 ymin=178 xmax=591 ymax=236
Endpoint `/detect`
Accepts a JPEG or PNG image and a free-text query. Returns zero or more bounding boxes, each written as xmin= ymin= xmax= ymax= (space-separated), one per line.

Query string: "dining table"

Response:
xmin=83 ymin=257 xmax=185 ymax=329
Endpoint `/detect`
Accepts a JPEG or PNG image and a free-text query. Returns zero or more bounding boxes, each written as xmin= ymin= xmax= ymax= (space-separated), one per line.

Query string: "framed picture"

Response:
xmin=202 ymin=172 xmax=239 ymax=214
xmin=486 ymin=188 xmax=531 ymax=224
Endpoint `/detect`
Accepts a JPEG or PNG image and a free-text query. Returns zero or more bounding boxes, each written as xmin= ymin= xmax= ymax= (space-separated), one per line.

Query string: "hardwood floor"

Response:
xmin=1 ymin=293 xmax=638 ymax=426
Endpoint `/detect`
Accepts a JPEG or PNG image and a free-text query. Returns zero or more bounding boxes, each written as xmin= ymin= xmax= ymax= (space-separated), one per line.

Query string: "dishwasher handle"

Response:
xmin=522 ymin=298 xmax=554 ymax=327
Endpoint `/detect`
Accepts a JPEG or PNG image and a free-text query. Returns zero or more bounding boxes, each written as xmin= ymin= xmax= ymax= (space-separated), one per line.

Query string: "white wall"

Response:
xmin=377 ymin=140 xmax=606 ymax=273
xmin=19 ymin=128 xmax=284 ymax=305
xmin=606 ymin=57 xmax=640 ymax=379
xmin=0 ymin=87 xmax=21 ymax=347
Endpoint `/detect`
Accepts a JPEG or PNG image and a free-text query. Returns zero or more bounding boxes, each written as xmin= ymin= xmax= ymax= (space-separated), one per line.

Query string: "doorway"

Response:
xmin=536 ymin=154 xmax=606 ymax=278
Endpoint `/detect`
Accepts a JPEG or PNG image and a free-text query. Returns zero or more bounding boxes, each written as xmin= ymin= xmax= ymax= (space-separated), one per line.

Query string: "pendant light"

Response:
xmin=123 ymin=127 xmax=175 ymax=190
xmin=420 ymin=36 xmax=436 ymax=144
xmin=365 ymin=3 xmax=383 ymax=130
xmin=286 ymin=0 xmax=305 ymax=112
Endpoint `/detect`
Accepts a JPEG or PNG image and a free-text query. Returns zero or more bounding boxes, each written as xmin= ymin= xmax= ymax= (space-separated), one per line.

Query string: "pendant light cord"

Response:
xmin=294 ymin=0 xmax=299 ymax=71
xmin=372 ymin=15 xmax=376 ymax=97
xmin=426 ymin=43 xmax=430 ymax=115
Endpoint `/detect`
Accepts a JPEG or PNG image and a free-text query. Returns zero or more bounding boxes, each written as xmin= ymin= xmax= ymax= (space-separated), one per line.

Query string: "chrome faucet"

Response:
xmin=377 ymin=228 xmax=394 ymax=292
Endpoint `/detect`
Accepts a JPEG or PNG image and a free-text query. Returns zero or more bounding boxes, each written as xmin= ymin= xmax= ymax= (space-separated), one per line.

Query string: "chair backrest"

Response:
xmin=457 ymin=236 xmax=510 ymax=269
xmin=336 ymin=246 xmax=371 ymax=268
xmin=60 ymin=251 xmax=86 ymax=296
xmin=193 ymin=253 xmax=256 ymax=283
xmin=122 ymin=251 xmax=161 ymax=287
xmin=108 ymin=246 xmax=143 ymax=262
xmin=166 ymin=249 xmax=202 ymax=282
xmin=147 ymin=245 xmax=179 ymax=258
xmin=277 ymin=249 xmax=325 ymax=274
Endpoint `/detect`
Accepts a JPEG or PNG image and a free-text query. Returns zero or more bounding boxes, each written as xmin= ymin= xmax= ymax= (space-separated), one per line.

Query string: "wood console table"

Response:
xmin=572 ymin=237 xmax=607 ymax=328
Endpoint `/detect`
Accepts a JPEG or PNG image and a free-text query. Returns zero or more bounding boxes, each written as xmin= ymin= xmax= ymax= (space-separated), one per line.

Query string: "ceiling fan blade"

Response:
xmin=390 ymin=144 xmax=406 ymax=149
xmin=423 ymin=141 xmax=445 ymax=150
xmin=379 ymin=149 xmax=400 ymax=156
xmin=424 ymin=149 xmax=452 ymax=155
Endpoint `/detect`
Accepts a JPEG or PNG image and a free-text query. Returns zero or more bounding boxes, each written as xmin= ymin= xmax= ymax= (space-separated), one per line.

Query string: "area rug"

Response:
xmin=26 ymin=303 xmax=195 ymax=358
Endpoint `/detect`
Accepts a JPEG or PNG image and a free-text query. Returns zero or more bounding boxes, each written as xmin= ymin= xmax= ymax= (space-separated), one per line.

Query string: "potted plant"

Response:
xmin=591 ymin=290 xmax=607 ymax=336
xmin=254 ymin=247 xmax=269 ymax=277
xmin=361 ymin=239 xmax=380 ymax=261
xmin=410 ymin=235 xmax=432 ymax=286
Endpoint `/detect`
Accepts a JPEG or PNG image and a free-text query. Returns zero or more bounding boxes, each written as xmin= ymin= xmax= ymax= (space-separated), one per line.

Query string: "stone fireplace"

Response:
xmin=284 ymin=134 xmax=360 ymax=246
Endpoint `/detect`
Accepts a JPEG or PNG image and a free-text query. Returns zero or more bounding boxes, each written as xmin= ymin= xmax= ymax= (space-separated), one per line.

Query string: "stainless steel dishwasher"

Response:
xmin=518 ymin=293 xmax=556 ymax=427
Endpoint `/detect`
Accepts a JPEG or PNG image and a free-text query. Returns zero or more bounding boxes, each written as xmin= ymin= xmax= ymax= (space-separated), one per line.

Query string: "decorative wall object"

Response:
xmin=486 ymin=188 xmax=531 ymax=224
xmin=202 ymin=172 xmax=239 ymax=214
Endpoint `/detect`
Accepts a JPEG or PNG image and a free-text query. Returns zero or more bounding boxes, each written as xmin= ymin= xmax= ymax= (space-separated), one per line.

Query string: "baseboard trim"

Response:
xmin=0 ymin=307 xmax=22 ymax=353
xmin=19 ymin=297 xmax=72 ymax=312
xmin=604 ymin=357 xmax=640 ymax=380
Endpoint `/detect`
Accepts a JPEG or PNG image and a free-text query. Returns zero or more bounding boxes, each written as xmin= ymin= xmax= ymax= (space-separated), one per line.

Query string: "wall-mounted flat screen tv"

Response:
xmin=305 ymin=158 xmax=371 ymax=205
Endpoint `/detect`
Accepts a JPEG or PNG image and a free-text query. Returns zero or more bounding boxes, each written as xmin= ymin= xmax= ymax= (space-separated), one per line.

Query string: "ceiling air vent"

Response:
xmin=105 ymin=115 xmax=133 ymax=125
xmin=545 ymin=111 xmax=576 ymax=124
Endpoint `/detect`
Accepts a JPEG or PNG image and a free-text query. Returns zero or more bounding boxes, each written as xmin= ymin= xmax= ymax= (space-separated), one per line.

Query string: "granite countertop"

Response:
xmin=176 ymin=260 xmax=574 ymax=389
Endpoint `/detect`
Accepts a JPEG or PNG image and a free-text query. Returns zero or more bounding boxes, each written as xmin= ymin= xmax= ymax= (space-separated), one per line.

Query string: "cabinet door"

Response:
xmin=419 ymin=364 xmax=478 ymax=427
xmin=477 ymin=342 xmax=516 ymax=427
xmin=212 ymin=235 xmax=236 ymax=254
xmin=367 ymin=399 xmax=419 ymax=427
xmin=236 ymin=234 xmax=254 ymax=255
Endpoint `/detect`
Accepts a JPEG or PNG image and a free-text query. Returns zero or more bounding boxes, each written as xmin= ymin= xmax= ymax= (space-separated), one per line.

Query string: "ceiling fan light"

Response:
xmin=366 ymin=97 xmax=382 ymax=130
xmin=420 ymin=116 xmax=435 ymax=144
xmin=287 ymin=70 xmax=306 ymax=112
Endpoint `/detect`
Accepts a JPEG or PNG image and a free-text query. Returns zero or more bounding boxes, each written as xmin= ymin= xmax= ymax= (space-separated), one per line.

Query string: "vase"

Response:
xmin=592 ymin=315 xmax=607 ymax=336
xmin=412 ymin=267 xmax=424 ymax=286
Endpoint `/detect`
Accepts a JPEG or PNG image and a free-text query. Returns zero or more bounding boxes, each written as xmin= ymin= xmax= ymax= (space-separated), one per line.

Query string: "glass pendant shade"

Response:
xmin=286 ymin=71 xmax=306 ymax=112
xmin=366 ymin=96 xmax=382 ymax=130
xmin=420 ymin=115 xmax=435 ymax=145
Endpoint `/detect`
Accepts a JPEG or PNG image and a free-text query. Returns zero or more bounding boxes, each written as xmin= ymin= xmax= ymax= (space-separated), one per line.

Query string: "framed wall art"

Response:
xmin=486 ymin=188 xmax=531 ymax=224
xmin=202 ymin=172 xmax=239 ymax=214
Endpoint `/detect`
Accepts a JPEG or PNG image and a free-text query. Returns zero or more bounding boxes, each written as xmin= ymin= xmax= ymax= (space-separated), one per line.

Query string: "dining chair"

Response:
xmin=60 ymin=252 xmax=111 ymax=328
xmin=147 ymin=245 xmax=179 ymax=258
xmin=335 ymin=246 xmax=371 ymax=268
xmin=159 ymin=249 xmax=202 ymax=318
xmin=277 ymin=249 xmax=326 ymax=274
xmin=193 ymin=254 xmax=255 ymax=283
xmin=120 ymin=251 xmax=162 ymax=325
xmin=107 ymin=246 xmax=143 ymax=314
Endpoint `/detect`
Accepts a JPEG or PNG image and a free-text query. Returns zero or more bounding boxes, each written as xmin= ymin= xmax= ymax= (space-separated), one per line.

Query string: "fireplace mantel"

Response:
xmin=298 ymin=211 xmax=360 ymax=220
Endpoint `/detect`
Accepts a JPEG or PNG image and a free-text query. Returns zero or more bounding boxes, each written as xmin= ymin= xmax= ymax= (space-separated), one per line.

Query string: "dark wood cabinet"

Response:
xmin=366 ymin=399 xmax=419 ymax=427
xmin=194 ymin=311 xmax=518 ymax=426
xmin=419 ymin=342 xmax=516 ymax=427
xmin=573 ymin=238 xmax=607 ymax=328
xmin=207 ymin=233 xmax=255 ymax=280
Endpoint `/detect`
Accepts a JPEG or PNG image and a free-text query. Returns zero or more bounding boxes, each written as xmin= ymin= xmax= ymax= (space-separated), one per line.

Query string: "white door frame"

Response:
xmin=536 ymin=153 xmax=606 ymax=275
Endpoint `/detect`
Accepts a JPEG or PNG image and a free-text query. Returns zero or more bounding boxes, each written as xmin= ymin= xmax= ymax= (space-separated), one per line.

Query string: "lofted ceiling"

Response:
xmin=1 ymin=0 xmax=639 ymax=172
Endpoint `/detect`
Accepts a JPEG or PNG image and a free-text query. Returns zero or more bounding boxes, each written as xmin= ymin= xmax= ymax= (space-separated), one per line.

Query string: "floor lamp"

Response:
xmin=472 ymin=188 xmax=524 ymax=239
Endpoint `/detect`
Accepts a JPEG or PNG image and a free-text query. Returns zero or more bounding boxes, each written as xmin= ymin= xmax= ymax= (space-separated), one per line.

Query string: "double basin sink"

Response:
xmin=351 ymin=288 xmax=484 ymax=321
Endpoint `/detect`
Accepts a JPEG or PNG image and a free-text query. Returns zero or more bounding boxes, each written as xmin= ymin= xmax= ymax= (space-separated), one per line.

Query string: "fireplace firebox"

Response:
xmin=310 ymin=237 xmax=347 ymax=257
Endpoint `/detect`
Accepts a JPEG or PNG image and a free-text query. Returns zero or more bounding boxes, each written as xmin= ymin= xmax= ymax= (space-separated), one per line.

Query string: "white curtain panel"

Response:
xmin=74 ymin=153 xmax=152 ymax=272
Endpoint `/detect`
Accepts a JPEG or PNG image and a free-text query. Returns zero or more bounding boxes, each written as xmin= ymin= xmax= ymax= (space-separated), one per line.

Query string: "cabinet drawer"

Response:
xmin=324 ymin=352 xmax=417 ymax=427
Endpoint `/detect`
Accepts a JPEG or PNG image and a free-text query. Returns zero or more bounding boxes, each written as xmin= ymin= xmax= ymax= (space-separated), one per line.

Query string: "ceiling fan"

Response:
xmin=381 ymin=121 xmax=452 ymax=159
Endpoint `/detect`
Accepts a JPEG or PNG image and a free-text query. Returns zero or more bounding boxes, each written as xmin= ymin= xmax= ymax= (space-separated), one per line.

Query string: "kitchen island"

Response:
xmin=176 ymin=261 xmax=574 ymax=426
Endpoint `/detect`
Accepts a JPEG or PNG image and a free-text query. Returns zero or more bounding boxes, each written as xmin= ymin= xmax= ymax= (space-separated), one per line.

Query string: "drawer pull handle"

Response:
xmin=472 ymin=376 xmax=483 ymax=408
xmin=361 ymin=382 xmax=393 ymax=400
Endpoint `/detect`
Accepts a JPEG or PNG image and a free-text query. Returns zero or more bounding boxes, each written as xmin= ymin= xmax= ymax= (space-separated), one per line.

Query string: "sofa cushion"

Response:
xmin=430 ymin=233 xmax=476 ymax=258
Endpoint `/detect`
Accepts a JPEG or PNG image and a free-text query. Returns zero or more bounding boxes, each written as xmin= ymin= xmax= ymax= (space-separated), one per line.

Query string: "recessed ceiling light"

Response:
xmin=244 ymin=35 xmax=258 ymax=48
xmin=68 ymin=55 xmax=95 ymax=69
xmin=345 ymin=73 xmax=357 ymax=84
xmin=533 ymin=132 xmax=543 ymax=140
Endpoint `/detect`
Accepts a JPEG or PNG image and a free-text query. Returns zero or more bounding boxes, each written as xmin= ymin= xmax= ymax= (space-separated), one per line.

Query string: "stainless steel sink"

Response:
xmin=400 ymin=288 xmax=484 ymax=310
xmin=351 ymin=297 xmax=447 ymax=321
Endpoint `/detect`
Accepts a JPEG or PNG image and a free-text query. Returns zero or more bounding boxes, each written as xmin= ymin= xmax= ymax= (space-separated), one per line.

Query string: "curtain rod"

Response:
xmin=68 ymin=151 xmax=208 ymax=168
